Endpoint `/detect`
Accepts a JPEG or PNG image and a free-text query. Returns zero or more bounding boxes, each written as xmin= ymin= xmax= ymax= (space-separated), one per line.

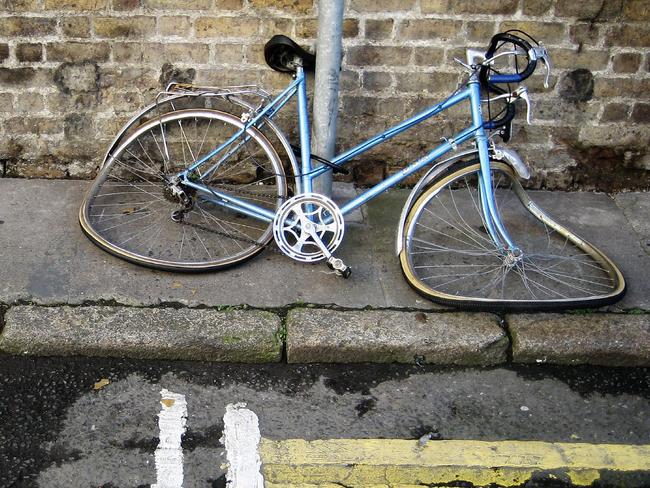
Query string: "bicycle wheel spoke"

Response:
xmin=415 ymin=217 xmax=494 ymax=255
xmin=81 ymin=109 xmax=286 ymax=270
xmin=401 ymin=161 xmax=624 ymax=309
xmin=195 ymin=205 xmax=247 ymax=251
xmin=448 ymin=183 xmax=494 ymax=247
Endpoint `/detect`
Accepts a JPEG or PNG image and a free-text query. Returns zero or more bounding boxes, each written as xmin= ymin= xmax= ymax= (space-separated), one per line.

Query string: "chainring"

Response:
xmin=272 ymin=193 xmax=345 ymax=263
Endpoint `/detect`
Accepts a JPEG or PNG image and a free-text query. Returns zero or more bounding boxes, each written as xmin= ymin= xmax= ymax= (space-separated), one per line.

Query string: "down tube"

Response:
xmin=339 ymin=126 xmax=479 ymax=216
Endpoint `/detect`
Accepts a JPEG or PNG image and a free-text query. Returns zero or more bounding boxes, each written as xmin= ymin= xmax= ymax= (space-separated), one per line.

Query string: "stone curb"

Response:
xmin=509 ymin=312 xmax=650 ymax=367
xmin=1 ymin=305 xmax=648 ymax=366
xmin=0 ymin=305 xmax=282 ymax=363
xmin=285 ymin=308 xmax=508 ymax=365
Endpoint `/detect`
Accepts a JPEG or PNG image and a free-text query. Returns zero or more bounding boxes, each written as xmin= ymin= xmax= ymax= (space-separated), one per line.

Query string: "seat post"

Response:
xmin=296 ymin=65 xmax=313 ymax=194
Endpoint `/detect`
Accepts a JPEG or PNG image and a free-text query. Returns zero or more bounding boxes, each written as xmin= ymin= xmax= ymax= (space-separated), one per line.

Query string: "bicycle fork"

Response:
xmin=470 ymin=81 xmax=522 ymax=262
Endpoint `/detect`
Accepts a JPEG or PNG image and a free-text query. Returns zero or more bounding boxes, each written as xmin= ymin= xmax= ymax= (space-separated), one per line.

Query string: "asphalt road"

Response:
xmin=1 ymin=354 xmax=649 ymax=488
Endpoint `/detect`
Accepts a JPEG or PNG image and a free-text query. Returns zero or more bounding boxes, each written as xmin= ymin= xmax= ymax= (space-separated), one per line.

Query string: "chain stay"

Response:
xmin=176 ymin=183 xmax=286 ymax=253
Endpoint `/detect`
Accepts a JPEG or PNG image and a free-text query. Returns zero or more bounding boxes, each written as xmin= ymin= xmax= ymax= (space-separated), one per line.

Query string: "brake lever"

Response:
xmin=515 ymin=86 xmax=532 ymax=124
xmin=531 ymin=46 xmax=552 ymax=89
xmin=483 ymin=86 xmax=533 ymax=124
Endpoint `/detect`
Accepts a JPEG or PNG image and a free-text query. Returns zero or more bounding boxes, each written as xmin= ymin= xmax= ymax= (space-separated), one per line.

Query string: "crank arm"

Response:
xmin=304 ymin=224 xmax=352 ymax=278
xmin=304 ymin=224 xmax=333 ymax=259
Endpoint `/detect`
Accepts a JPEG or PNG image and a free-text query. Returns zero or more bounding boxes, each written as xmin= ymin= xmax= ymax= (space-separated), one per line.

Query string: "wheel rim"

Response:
xmin=401 ymin=162 xmax=624 ymax=308
xmin=80 ymin=109 xmax=286 ymax=270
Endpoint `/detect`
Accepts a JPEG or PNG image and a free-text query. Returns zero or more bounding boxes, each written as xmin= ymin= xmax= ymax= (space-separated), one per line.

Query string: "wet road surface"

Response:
xmin=0 ymin=354 xmax=648 ymax=487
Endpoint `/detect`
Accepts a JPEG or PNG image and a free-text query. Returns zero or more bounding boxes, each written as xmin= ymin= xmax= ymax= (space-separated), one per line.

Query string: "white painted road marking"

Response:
xmin=222 ymin=403 xmax=264 ymax=487
xmin=152 ymin=389 xmax=187 ymax=488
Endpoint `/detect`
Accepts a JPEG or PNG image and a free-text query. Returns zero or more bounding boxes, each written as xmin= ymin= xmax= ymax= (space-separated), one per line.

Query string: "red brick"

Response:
xmin=607 ymin=25 xmax=650 ymax=47
xmin=44 ymin=0 xmax=108 ymax=9
xmin=47 ymin=42 xmax=110 ymax=62
xmin=248 ymin=0 xmax=313 ymax=14
xmin=16 ymin=43 xmax=43 ymax=62
xmin=196 ymin=17 xmax=260 ymax=38
xmin=499 ymin=21 xmax=566 ymax=44
xmin=350 ymin=0 xmax=415 ymax=12
xmin=612 ymin=52 xmax=642 ymax=73
xmin=555 ymin=0 xmax=623 ymax=21
xmin=451 ymin=0 xmax=518 ymax=14
xmin=623 ymin=0 xmax=650 ymax=21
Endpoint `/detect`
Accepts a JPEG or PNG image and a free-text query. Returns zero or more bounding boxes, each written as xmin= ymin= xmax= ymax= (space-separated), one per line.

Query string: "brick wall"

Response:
xmin=0 ymin=0 xmax=648 ymax=190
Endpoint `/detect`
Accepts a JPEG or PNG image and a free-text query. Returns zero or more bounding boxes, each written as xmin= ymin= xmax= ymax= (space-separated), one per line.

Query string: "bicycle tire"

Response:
xmin=399 ymin=160 xmax=625 ymax=311
xmin=80 ymin=109 xmax=287 ymax=271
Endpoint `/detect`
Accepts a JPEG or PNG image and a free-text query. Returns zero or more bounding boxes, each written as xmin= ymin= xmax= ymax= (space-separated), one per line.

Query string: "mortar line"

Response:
xmin=1 ymin=298 xmax=648 ymax=315
xmin=499 ymin=313 xmax=515 ymax=363
xmin=0 ymin=305 xmax=6 ymax=336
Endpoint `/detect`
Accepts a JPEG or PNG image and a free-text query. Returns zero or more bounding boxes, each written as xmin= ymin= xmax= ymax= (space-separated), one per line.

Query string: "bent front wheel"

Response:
xmin=80 ymin=109 xmax=287 ymax=271
xmin=400 ymin=161 xmax=625 ymax=310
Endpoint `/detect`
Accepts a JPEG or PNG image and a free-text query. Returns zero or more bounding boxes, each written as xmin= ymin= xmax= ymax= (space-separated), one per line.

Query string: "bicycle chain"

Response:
xmin=177 ymin=185 xmax=287 ymax=254
xmin=179 ymin=219 xmax=272 ymax=249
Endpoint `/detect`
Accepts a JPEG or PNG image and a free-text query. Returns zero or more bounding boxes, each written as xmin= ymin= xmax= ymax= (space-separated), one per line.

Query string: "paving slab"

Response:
xmin=0 ymin=179 xmax=422 ymax=309
xmin=614 ymin=191 xmax=650 ymax=257
xmin=0 ymin=305 xmax=282 ymax=362
xmin=508 ymin=313 xmax=650 ymax=367
xmin=0 ymin=178 xmax=649 ymax=365
xmin=0 ymin=179 xmax=647 ymax=311
xmin=285 ymin=308 xmax=508 ymax=365
xmin=527 ymin=191 xmax=646 ymax=310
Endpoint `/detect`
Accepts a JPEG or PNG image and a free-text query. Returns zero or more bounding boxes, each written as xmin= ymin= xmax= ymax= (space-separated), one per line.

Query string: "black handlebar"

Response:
xmin=479 ymin=32 xmax=540 ymax=139
xmin=479 ymin=32 xmax=538 ymax=94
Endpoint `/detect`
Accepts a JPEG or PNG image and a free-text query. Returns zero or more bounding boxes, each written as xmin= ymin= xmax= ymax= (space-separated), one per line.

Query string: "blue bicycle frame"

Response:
xmin=177 ymin=65 xmax=517 ymax=252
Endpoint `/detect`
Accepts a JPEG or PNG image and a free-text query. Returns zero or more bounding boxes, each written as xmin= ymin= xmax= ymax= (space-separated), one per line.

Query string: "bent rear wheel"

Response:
xmin=400 ymin=161 xmax=625 ymax=310
xmin=80 ymin=109 xmax=287 ymax=271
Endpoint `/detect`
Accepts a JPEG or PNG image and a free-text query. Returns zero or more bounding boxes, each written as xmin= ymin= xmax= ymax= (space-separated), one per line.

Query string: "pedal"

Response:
xmin=327 ymin=257 xmax=352 ymax=279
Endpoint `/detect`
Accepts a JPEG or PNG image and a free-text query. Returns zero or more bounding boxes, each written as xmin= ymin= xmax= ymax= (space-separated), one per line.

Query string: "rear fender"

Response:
xmin=99 ymin=94 xmax=303 ymax=194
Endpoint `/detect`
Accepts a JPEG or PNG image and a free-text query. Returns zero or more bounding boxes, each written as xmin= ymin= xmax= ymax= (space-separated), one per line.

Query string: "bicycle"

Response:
xmin=79 ymin=31 xmax=626 ymax=311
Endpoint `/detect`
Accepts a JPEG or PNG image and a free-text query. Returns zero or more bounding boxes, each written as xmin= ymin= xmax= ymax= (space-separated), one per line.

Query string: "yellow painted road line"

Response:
xmin=260 ymin=439 xmax=650 ymax=487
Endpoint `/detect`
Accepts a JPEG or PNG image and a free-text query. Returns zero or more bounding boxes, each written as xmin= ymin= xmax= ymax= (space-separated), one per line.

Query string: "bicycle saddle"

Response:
xmin=264 ymin=35 xmax=316 ymax=73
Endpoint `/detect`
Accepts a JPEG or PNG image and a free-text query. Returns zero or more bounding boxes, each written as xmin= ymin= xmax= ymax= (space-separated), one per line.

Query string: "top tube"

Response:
xmin=309 ymin=81 xmax=475 ymax=181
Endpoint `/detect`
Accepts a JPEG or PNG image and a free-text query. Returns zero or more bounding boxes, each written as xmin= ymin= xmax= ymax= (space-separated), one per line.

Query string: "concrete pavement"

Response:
xmin=0 ymin=178 xmax=648 ymax=366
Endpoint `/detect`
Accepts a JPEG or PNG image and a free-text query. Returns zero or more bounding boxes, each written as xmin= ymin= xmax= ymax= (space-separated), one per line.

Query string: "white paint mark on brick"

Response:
xmin=221 ymin=402 xmax=264 ymax=488
xmin=152 ymin=389 xmax=187 ymax=488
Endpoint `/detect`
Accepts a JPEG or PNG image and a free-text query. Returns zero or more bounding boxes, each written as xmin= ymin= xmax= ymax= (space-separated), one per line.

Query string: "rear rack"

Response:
xmin=157 ymin=83 xmax=273 ymax=115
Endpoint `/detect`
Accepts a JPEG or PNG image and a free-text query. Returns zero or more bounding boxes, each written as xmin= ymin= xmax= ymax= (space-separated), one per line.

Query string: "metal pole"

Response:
xmin=311 ymin=0 xmax=344 ymax=197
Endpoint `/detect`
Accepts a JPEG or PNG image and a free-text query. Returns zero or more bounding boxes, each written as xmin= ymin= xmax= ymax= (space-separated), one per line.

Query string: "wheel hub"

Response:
xmin=504 ymin=248 xmax=523 ymax=267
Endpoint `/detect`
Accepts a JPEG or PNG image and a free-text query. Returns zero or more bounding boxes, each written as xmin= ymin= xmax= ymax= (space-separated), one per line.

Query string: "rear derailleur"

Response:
xmin=163 ymin=176 xmax=195 ymax=222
